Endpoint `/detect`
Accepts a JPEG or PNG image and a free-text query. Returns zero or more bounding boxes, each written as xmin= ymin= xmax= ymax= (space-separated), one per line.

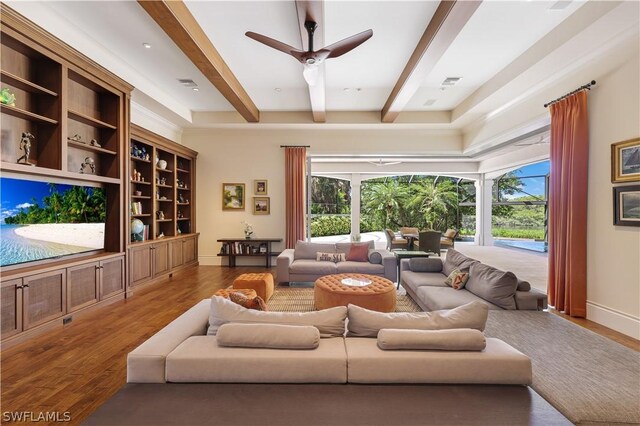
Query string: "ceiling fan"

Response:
xmin=367 ymin=159 xmax=403 ymax=167
xmin=246 ymin=21 xmax=372 ymax=86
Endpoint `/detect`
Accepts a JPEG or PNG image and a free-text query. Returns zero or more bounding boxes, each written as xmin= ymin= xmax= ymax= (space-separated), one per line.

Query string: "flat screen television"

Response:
xmin=0 ymin=177 xmax=106 ymax=267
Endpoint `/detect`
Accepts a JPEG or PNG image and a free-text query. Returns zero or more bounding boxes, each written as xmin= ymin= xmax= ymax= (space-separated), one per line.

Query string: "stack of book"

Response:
xmin=131 ymin=202 xmax=143 ymax=215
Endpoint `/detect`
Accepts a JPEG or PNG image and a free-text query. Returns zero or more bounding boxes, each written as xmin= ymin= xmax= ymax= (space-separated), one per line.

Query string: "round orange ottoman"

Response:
xmin=233 ymin=272 xmax=274 ymax=301
xmin=314 ymin=274 xmax=396 ymax=312
xmin=214 ymin=288 xmax=257 ymax=299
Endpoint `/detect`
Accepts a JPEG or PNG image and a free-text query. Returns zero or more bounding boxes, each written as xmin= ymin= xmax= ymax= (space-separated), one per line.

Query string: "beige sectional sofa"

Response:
xmin=127 ymin=297 xmax=532 ymax=385
xmin=400 ymin=249 xmax=548 ymax=312
xmin=276 ymin=241 xmax=397 ymax=284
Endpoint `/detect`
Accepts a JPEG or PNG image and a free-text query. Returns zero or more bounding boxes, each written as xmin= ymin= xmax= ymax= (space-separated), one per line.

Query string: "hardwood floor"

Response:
xmin=1 ymin=265 xmax=638 ymax=425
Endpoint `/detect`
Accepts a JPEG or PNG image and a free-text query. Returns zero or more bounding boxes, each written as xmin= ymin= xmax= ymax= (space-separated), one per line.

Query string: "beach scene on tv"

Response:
xmin=0 ymin=177 xmax=106 ymax=267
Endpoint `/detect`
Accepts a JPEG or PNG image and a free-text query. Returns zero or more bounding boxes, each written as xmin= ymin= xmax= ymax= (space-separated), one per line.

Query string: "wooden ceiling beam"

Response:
xmin=296 ymin=0 xmax=326 ymax=123
xmin=138 ymin=0 xmax=260 ymax=122
xmin=381 ymin=0 xmax=481 ymax=123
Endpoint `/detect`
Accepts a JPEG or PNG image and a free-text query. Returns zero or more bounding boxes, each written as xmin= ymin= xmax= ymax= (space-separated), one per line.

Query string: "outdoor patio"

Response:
xmin=311 ymin=232 xmax=548 ymax=293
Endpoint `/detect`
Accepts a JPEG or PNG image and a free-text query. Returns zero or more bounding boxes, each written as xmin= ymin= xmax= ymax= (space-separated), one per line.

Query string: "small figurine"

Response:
xmin=156 ymin=210 xmax=164 ymax=220
xmin=136 ymin=171 xmax=141 ymax=182
xmin=177 ymin=210 xmax=183 ymax=219
xmin=177 ymin=226 xmax=182 ymax=234
xmin=132 ymin=168 xmax=138 ymax=181
xmin=144 ymin=153 xmax=150 ymax=161
xmin=1 ymin=88 xmax=16 ymax=106
xmin=69 ymin=134 xmax=84 ymax=144
xmin=79 ymin=157 xmax=95 ymax=174
xmin=17 ymin=132 xmax=35 ymax=166
xmin=157 ymin=232 xmax=165 ymax=239
xmin=178 ymin=193 xmax=185 ymax=203
xmin=90 ymin=139 xmax=101 ymax=148
xmin=159 ymin=177 xmax=166 ymax=186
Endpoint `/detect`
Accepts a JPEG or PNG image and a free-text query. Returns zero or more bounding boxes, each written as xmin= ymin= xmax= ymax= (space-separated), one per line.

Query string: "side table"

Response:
xmin=393 ymin=250 xmax=430 ymax=289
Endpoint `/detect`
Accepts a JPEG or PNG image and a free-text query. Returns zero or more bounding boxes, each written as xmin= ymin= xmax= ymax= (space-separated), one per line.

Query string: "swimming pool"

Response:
xmin=495 ymin=239 xmax=548 ymax=253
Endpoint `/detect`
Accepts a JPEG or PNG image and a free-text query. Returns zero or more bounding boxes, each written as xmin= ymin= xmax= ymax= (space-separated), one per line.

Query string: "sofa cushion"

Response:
xmin=216 ymin=323 xmax=320 ymax=349
xmin=336 ymin=261 xmax=385 ymax=275
xmin=377 ymin=328 xmax=486 ymax=351
xmin=346 ymin=301 xmax=489 ymax=337
xmin=465 ymin=263 xmax=518 ymax=310
xmin=416 ymin=286 xmax=502 ymax=311
xmin=336 ymin=241 xmax=374 ymax=254
xmin=409 ymin=258 xmax=443 ymax=272
xmin=346 ymin=243 xmax=370 ymax=262
xmin=444 ymin=269 xmax=469 ymax=290
xmin=401 ymin=271 xmax=447 ymax=294
xmin=294 ymin=241 xmax=336 ymax=260
xmin=316 ymin=252 xmax=346 ymax=263
xmin=368 ymin=250 xmax=383 ymax=264
xmin=517 ymin=279 xmax=531 ymax=292
xmin=166 ymin=336 xmax=347 ymax=383
xmin=290 ymin=259 xmax=337 ymax=275
xmin=443 ymin=249 xmax=477 ymax=276
xmin=207 ymin=296 xmax=347 ymax=337
xmin=228 ymin=292 xmax=267 ymax=311
xmin=345 ymin=337 xmax=531 ymax=385
xmin=443 ymin=229 xmax=457 ymax=239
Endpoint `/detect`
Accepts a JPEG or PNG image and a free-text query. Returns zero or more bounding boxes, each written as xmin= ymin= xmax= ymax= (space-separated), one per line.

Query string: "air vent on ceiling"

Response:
xmin=441 ymin=77 xmax=462 ymax=86
xmin=423 ymin=99 xmax=437 ymax=106
xmin=177 ymin=78 xmax=198 ymax=88
xmin=548 ymin=0 xmax=572 ymax=11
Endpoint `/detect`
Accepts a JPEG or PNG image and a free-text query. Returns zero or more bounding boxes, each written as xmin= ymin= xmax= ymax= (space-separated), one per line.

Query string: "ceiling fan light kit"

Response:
xmin=245 ymin=21 xmax=372 ymax=86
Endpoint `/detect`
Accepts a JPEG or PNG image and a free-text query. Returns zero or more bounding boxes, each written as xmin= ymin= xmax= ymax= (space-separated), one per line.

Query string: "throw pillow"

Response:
xmin=408 ymin=258 xmax=443 ymax=272
xmin=465 ymin=262 xmax=518 ymax=310
xmin=444 ymin=269 xmax=469 ymax=290
xmin=207 ymin=296 xmax=347 ymax=337
xmin=443 ymin=229 xmax=457 ymax=239
xmin=216 ymin=323 xmax=320 ymax=349
xmin=316 ymin=252 xmax=346 ymax=263
xmin=377 ymin=328 xmax=486 ymax=351
xmin=229 ymin=292 xmax=267 ymax=311
xmin=368 ymin=250 xmax=383 ymax=264
xmin=346 ymin=301 xmax=489 ymax=337
xmin=346 ymin=243 xmax=370 ymax=262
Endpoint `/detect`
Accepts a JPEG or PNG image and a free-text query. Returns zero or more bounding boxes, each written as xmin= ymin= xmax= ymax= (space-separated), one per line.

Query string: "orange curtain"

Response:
xmin=285 ymin=147 xmax=307 ymax=248
xmin=547 ymin=90 xmax=589 ymax=317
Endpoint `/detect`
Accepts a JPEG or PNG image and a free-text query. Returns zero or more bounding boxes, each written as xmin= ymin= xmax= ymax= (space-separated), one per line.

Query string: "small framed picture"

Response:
xmin=253 ymin=197 xmax=270 ymax=215
xmin=612 ymin=138 xmax=640 ymax=183
xmin=254 ymin=179 xmax=268 ymax=195
xmin=613 ymin=185 xmax=640 ymax=227
xmin=222 ymin=183 xmax=245 ymax=210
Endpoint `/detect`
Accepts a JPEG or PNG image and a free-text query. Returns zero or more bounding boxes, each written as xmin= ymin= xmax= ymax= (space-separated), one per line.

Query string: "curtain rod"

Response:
xmin=544 ymin=80 xmax=596 ymax=108
xmin=280 ymin=145 xmax=311 ymax=148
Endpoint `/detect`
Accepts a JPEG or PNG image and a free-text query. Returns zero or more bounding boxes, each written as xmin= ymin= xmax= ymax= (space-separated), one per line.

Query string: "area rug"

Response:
xmin=485 ymin=311 xmax=640 ymax=425
xmin=267 ymin=286 xmax=421 ymax=312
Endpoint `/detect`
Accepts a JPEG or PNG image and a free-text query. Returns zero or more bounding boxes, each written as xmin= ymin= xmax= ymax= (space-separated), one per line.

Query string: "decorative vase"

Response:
xmin=245 ymin=232 xmax=252 ymax=240
xmin=158 ymin=159 xmax=167 ymax=170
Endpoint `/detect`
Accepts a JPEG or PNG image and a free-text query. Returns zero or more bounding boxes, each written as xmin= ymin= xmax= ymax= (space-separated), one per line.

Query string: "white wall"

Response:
xmin=183 ymin=129 xmax=287 ymax=266
xmin=586 ymin=49 xmax=640 ymax=338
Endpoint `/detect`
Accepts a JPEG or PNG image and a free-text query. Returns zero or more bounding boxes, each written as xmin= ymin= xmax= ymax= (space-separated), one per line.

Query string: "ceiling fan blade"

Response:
xmin=322 ymin=29 xmax=373 ymax=59
xmin=245 ymin=32 xmax=305 ymax=59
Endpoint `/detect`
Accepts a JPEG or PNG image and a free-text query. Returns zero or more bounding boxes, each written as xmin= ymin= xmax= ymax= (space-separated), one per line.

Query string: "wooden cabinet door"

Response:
xmin=152 ymin=241 xmax=170 ymax=277
xmin=183 ymin=235 xmax=197 ymax=265
xmin=170 ymin=239 xmax=184 ymax=269
xmin=1 ymin=279 xmax=23 ymax=339
xmin=23 ymin=269 xmax=66 ymax=330
xmin=130 ymin=245 xmax=152 ymax=287
xmin=100 ymin=256 xmax=125 ymax=299
xmin=67 ymin=262 xmax=99 ymax=313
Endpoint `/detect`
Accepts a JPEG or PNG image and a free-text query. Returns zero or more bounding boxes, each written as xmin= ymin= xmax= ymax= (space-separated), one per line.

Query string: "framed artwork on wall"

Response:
xmin=222 ymin=183 xmax=245 ymax=210
xmin=254 ymin=179 xmax=268 ymax=195
xmin=612 ymin=138 xmax=640 ymax=183
xmin=613 ymin=185 xmax=640 ymax=227
xmin=253 ymin=197 xmax=270 ymax=215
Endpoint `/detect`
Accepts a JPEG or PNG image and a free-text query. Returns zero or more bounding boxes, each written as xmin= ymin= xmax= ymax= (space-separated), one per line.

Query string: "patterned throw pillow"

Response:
xmin=316 ymin=252 xmax=346 ymax=263
xmin=444 ymin=269 xmax=470 ymax=290
xmin=229 ymin=292 xmax=267 ymax=311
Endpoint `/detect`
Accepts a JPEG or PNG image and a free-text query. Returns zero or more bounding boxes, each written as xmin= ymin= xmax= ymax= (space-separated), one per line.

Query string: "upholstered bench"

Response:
xmin=213 ymin=288 xmax=257 ymax=299
xmin=233 ymin=273 xmax=274 ymax=301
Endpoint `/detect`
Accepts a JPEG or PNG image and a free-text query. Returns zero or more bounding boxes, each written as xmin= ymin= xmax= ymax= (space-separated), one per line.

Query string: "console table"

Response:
xmin=217 ymin=238 xmax=282 ymax=268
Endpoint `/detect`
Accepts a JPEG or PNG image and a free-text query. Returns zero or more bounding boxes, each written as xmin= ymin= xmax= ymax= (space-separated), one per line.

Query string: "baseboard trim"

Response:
xmin=587 ymin=301 xmax=640 ymax=340
xmin=199 ymin=255 xmax=220 ymax=266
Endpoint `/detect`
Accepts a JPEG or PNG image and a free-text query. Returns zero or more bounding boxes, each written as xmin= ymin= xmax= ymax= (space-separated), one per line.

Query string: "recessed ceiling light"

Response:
xmin=177 ymin=78 xmax=197 ymax=88
xmin=274 ymin=88 xmax=282 ymax=92
xmin=423 ymin=99 xmax=437 ymax=106
xmin=142 ymin=43 xmax=151 ymax=49
xmin=343 ymin=88 xmax=351 ymax=92
xmin=192 ymin=88 xmax=199 ymax=92
xmin=441 ymin=77 xmax=462 ymax=86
